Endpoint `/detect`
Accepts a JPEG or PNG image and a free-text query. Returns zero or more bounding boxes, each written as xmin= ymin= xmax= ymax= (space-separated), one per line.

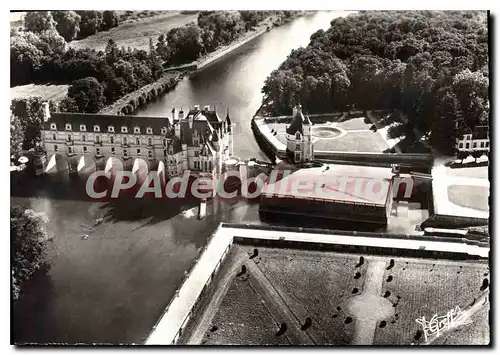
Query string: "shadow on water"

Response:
xmin=98 ymin=196 xmax=198 ymax=227
xmin=260 ymin=212 xmax=386 ymax=233
xmin=12 ymin=265 xmax=56 ymax=344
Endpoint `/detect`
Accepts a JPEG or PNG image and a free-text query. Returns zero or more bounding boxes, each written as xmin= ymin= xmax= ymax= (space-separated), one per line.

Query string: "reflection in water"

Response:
xmin=12 ymin=11 xmax=351 ymax=344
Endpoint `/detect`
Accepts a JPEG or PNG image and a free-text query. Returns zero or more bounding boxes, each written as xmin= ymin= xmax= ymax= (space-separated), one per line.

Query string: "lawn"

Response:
xmin=373 ymin=257 xmax=489 ymax=345
xmin=313 ymin=131 xmax=389 ymax=153
xmin=254 ymin=247 xmax=365 ymax=345
xmin=447 ymin=185 xmax=489 ymax=212
xmin=69 ymin=12 xmax=199 ymax=52
xmin=10 ymin=84 xmax=69 ymax=101
xmin=266 ymin=117 xmax=388 ymax=153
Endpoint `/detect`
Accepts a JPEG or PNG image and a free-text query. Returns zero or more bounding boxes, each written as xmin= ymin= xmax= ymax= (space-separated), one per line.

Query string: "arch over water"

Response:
xmin=45 ymin=153 xmax=69 ymax=173
xmin=103 ymin=156 xmax=125 ymax=175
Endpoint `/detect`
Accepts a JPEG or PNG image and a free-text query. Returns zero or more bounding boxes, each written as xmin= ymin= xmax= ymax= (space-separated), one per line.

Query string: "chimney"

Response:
xmin=194 ymin=104 xmax=200 ymax=111
xmin=292 ymin=106 xmax=298 ymax=117
xmin=204 ymin=105 xmax=210 ymax=112
xmin=172 ymin=107 xmax=176 ymax=120
xmin=297 ymin=104 xmax=302 ymax=114
xmin=178 ymin=109 xmax=184 ymax=120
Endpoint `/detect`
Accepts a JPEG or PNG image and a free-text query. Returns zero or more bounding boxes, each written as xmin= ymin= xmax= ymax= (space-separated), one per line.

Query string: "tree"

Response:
xmin=430 ymin=89 xmax=460 ymax=155
xmin=102 ymin=11 xmax=120 ymax=31
xmin=156 ymin=34 xmax=170 ymax=61
xmin=104 ymin=77 xmax=129 ymax=103
xmin=471 ymin=150 xmax=483 ymax=162
xmin=10 ymin=97 xmax=47 ymax=150
xmin=24 ymin=11 xmax=57 ymax=33
xmin=58 ymin=96 xmax=79 ymax=112
xmin=38 ymin=29 xmax=66 ymax=55
xmin=10 ymin=114 xmax=24 ymax=157
xmin=10 ymin=32 xmax=45 ymax=86
xmin=452 ymin=69 xmax=489 ymax=128
xmin=11 ymin=205 xmax=49 ymax=300
xmin=76 ymin=11 xmax=103 ymax=38
xmin=105 ymin=38 xmax=119 ymax=65
xmin=52 ymin=10 xmax=81 ymax=41
xmin=166 ymin=24 xmax=204 ymax=64
xmin=456 ymin=150 xmax=468 ymax=163
xmin=67 ymin=77 xmax=106 ymax=113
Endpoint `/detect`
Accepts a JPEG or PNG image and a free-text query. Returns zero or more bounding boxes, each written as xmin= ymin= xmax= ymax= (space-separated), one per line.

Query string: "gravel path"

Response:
xmin=348 ymin=260 xmax=394 ymax=345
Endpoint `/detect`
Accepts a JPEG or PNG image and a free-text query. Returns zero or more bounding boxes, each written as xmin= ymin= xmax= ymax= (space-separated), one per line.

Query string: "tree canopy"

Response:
xmin=261 ymin=11 xmax=489 ymax=154
xmin=11 ymin=205 xmax=49 ymax=300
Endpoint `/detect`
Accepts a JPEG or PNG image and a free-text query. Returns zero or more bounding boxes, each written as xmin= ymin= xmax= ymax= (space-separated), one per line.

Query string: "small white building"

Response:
xmin=455 ymin=125 xmax=489 ymax=153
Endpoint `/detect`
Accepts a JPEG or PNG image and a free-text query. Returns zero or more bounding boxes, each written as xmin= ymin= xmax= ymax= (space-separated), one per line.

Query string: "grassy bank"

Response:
xmin=69 ymin=12 xmax=198 ymax=51
xmin=10 ymin=84 xmax=69 ymax=102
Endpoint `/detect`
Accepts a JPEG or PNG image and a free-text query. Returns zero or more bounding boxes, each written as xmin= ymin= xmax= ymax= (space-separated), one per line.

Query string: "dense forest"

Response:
xmin=11 ymin=11 xmax=297 ymax=113
xmin=262 ymin=11 xmax=489 ymax=154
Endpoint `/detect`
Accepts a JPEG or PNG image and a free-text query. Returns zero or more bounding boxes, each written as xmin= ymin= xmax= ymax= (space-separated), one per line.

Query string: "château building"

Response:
xmin=41 ymin=104 xmax=233 ymax=177
xmin=285 ymin=104 xmax=314 ymax=163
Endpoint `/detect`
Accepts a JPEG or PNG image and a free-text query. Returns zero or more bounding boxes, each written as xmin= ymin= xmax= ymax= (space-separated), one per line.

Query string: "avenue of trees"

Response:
xmin=11 ymin=205 xmax=50 ymax=300
xmin=261 ymin=11 xmax=489 ymax=154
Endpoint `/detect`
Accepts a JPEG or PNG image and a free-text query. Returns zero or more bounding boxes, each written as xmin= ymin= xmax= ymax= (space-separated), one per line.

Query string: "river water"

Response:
xmin=11 ymin=11 xmax=351 ymax=344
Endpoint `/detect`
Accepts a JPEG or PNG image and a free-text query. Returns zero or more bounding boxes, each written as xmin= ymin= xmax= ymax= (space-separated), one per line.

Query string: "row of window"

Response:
xmin=458 ymin=141 xmax=489 ymax=149
xmin=194 ymin=161 xmax=212 ymax=171
xmin=52 ymin=123 xmax=168 ymax=135
xmin=56 ymin=133 xmax=168 ymax=147
xmin=56 ymin=145 xmax=177 ymax=158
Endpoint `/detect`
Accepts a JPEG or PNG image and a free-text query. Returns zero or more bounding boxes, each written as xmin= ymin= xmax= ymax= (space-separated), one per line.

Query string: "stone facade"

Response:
xmin=41 ymin=104 xmax=234 ymax=177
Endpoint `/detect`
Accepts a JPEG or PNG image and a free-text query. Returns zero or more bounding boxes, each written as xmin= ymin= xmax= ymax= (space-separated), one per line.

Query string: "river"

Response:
xmin=11 ymin=11 xmax=351 ymax=344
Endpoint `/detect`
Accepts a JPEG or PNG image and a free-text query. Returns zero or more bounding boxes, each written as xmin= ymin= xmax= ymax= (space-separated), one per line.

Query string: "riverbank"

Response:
xmin=165 ymin=12 xmax=308 ymax=73
xmin=98 ymin=72 xmax=182 ymax=115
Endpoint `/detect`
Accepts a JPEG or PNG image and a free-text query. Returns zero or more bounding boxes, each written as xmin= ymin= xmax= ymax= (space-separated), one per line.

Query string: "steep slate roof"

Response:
xmin=44 ymin=113 xmax=170 ymax=135
xmin=200 ymin=142 xmax=215 ymax=156
xmin=166 ymin=135 xmax=183 ymax=154
xmin=286 ymin=109 xmax=311 ymax=135
xmin=226 ymin=109 xmax=232 ymax=130
xmin=472 ymin=125 xmax=489 ymax=140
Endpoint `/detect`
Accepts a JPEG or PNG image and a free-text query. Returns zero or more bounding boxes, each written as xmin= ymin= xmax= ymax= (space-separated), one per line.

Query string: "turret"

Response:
xmin=42 ymin=102 xmax=51 ymax=122
xmin=212 ymin=130 xmax=220 ymax=152
xmin=188 ymin=114 xmax=193 ymax=129
xmin=226 ymin=108 xmax=232 ymax=132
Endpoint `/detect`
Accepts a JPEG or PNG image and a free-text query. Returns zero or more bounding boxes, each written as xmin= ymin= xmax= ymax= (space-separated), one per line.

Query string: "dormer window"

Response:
xmin=65 ymin=123 xmax=72 ymax=131
xmin=134 ymin=127 xmax=140 ymax=134
xmin=295 ymin=132 xmax=301 ymax=140
xmin=93 ymin=125 xmax=100 ymax=132
xmin=108 ymin=125 xmax=115 ymax=133
xmin=50 ymin=123 xmax=57 ymax=130
xmin=146 ymin=127 xmax=153 ymax=134
xmin=121 ymin=126 xmax=128 ymax=133
xmin=80 ymin=125 xmax=86 ymax=131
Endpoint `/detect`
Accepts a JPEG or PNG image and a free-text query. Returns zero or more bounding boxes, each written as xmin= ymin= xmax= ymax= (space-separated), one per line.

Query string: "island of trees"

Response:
xmin=261 ymin=11 xmax=489 ymax=155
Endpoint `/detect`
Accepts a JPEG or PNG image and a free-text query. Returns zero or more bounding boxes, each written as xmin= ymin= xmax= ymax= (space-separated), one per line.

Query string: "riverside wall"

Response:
xmin=251 ymin=107 xmax=433 ymax=168
xmin=98 ymin=73 xmax=182 ymax=116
